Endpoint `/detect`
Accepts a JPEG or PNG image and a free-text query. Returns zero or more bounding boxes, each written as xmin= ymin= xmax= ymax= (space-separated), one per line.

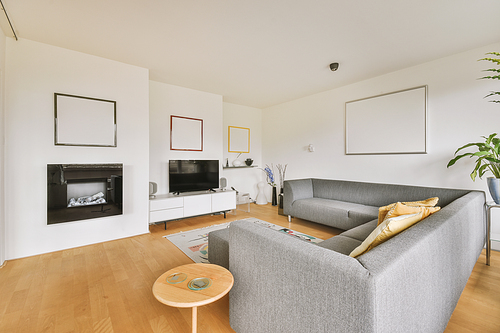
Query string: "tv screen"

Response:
xmin=169 ymin=160 xmax=219 ymax=193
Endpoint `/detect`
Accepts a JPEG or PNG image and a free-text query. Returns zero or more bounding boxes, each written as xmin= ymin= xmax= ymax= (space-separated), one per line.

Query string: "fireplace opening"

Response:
xmin=47 ymin=164 xmax=123 ymax=225
xmin=67 ymin=182 xmax=107 ymax=207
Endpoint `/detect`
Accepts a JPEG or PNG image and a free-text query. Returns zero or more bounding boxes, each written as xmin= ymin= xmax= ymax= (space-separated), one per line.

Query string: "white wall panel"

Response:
xmin=149 ymin=81 xmax=223 ymax=195
xmin=262 ymin=42 xmax=500 ymax=249
xmin=4 ymin=39 xmax=150 ymax=259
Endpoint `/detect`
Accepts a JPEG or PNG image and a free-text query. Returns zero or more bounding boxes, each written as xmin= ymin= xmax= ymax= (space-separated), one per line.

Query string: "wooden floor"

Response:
xmin=0 ymin=203 xmax=499 ymax=332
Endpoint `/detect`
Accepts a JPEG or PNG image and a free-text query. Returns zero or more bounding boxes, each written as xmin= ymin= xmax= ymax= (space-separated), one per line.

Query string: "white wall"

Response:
xmin=4 ymin=39 xmax=150 ymax=259
xmin=263 ymin=42 xmax=500 ymax=249
xmin=222 ymin=102 xmax=263 ymax=200
xmin=149 ymin=80 xmax=223 ymax=195
xmin=0 ymin=31 xmax=6 ymax=267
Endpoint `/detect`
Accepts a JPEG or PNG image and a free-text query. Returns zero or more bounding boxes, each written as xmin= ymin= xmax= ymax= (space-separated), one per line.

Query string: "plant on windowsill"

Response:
xmin=447 ymin=52 xmax=500 ymax=203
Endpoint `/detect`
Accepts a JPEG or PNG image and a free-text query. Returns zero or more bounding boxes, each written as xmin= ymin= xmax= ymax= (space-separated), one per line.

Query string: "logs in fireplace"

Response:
xmin=47 ymin=164 xmax=123 ymax=225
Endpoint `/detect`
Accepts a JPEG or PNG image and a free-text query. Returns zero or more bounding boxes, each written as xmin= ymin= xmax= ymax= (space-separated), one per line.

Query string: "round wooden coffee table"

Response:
xmin=152 ymin=263 xmax=234 ymax=333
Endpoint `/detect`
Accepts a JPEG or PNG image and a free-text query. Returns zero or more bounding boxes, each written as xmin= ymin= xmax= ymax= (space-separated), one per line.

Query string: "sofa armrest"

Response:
xmin=283 ymin=179 xmax=314 ymax=216
xmin=228 ymin=221 xmax=376 ymax=333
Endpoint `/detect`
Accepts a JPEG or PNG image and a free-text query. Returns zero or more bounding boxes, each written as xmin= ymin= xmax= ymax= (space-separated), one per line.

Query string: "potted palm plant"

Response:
xmin=447 ymin=133 xmax=500 ymax=202
xmin=447 ymin=52 xmax=500 ymax=203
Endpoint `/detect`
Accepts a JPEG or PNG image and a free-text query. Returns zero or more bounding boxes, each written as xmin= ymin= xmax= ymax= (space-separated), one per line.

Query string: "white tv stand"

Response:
xmin=149 ymin=190 xmax=236 ymax=229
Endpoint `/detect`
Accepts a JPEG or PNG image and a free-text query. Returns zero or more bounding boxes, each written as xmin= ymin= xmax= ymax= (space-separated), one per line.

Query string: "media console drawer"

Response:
xmin=150 ymin=207 xmax=183 ymax=223
xmin=150 ymin=196 xmax=183 ymax=211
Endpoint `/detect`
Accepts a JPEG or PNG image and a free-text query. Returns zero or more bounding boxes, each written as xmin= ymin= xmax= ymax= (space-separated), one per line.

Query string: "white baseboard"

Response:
xmin=491 ymin=239 xmax=500 ymax=252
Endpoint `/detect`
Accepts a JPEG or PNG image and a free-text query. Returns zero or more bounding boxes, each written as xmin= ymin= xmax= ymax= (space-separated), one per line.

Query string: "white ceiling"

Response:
xmin=3 ymin=0 xmax=500 ymax=108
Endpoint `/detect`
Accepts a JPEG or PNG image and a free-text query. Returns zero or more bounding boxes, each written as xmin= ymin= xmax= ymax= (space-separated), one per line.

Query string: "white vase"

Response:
xmin=232 ymin=159 xmax=242 ymax=167
xmin=256 ymin=181 xmax=268 ymax=205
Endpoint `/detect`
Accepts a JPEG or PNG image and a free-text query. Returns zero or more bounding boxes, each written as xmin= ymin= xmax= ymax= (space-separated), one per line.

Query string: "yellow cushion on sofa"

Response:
xmin=377 ymin=197 xmax=439 ymax=225
xmin=384 ymin=202 xmax=440 ymax=223
xmin=349 ymin=212 xmax=424 ymax=258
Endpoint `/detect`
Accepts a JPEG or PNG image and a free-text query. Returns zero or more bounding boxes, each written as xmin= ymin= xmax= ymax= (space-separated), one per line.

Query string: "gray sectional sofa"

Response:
xmin=209 ymin=178 xmax=486 ymax=333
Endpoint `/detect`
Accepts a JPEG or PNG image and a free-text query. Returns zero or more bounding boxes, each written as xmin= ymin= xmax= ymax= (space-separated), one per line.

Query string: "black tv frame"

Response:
xmin=168 ymin=160 xmax=219 ymax=194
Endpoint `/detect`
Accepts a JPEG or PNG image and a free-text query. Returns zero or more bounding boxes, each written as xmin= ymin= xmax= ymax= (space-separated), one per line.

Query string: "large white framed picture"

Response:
xmin=345 ymin=86 xmax=427 ymax=155
xmin=55 ymin=93 xmax=117 ymax=147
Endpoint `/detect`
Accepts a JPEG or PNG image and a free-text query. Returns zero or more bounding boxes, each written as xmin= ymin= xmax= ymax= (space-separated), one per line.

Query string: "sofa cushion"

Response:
xmin=378 ymin=197 xmax=439 ymax=224
xmin=317 ymin=235 xmax=362 ymax=255
xmin=349 ymin=212 xmax=423 ymax=257
xmin=340 ymin=219 xmax=378 ymax=241
xmin=291 ymin=198 xmax=379 ymax=230
xmin=383 ymin=202 xmax=440 ymax=223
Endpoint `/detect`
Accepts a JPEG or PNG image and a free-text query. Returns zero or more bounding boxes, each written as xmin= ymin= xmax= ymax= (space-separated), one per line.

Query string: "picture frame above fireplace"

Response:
xmin=54 ymin=93 xmax=117 ymax=147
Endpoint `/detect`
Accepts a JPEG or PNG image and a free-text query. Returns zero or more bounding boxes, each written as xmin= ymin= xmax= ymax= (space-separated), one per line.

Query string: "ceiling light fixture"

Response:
xmin=329 ymin=62 xmax=339 ymax=71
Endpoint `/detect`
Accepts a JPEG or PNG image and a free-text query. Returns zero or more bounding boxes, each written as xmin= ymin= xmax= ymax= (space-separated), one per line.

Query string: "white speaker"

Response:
xmin=149 ymin=182 xmax=158 ymax=198
xmin=220 ymin=177 xmax=227 ymax=190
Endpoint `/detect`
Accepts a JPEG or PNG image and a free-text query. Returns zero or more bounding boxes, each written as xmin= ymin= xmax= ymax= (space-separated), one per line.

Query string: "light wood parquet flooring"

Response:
xmin=0 ymin=203 xmax=499 ymax=332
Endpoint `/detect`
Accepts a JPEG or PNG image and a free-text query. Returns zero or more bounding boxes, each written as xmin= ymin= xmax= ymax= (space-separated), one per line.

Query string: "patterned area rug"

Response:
xmin=164 ymin=217 xmax=323 ymax=263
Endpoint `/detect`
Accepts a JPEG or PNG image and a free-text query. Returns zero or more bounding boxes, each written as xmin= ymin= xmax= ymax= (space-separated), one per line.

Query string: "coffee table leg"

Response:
xmin=192 ymin=306 xmax=197 ymax=333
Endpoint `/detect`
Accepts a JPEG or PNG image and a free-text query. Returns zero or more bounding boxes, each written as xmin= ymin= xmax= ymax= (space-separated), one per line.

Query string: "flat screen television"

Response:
xmin=169 ymin=160 xmax=219 ymax=194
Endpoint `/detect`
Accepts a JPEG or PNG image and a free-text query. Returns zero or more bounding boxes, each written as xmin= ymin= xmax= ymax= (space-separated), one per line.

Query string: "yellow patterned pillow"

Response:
xmin=378 ymin=197 xmax=439 ymax=225
xmin=384 ymin=202 xmax=440 ymax=222
xmin=350 ymin=212 xmax=423 ymax=258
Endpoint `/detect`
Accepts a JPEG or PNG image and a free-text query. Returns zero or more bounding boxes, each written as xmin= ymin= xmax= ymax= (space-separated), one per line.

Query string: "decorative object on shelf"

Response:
xmin=233 ymin=153 xmax=243 ymax=166
xmin=170 ymin=115 xmax=203 ymax=151
xmin=226 ymin=158 xmax=229 ymax=167
xmin=447 ymin=52 xmax=500 ymax=203
xmin=256 ymin=181 xmax=268 ymax=205
xmin=54 ymin=93 xmax=117 ymax=147
xmin=245 ymin=158 xmax=253 ymax=166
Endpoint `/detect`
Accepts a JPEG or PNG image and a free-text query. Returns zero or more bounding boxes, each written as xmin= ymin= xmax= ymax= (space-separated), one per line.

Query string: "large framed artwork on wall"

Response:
xmin=170 ymin=115 xmax=203 ymax=151
xmin=54 ymin=93 xmax=117 ymax=147
xmin=345 ymin=85 xmax=427 ymax=155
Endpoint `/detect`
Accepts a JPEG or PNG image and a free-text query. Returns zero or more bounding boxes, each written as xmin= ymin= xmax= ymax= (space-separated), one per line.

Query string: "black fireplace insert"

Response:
xmin=47 ymin=164 xmax=123 ymax=224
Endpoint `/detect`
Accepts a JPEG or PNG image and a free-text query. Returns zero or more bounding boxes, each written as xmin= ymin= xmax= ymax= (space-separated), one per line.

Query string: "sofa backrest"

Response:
xmin=356 ymin=190 xmax=485 ymax=332
xmin=311 ymin=178 xmax=471 ymax=208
